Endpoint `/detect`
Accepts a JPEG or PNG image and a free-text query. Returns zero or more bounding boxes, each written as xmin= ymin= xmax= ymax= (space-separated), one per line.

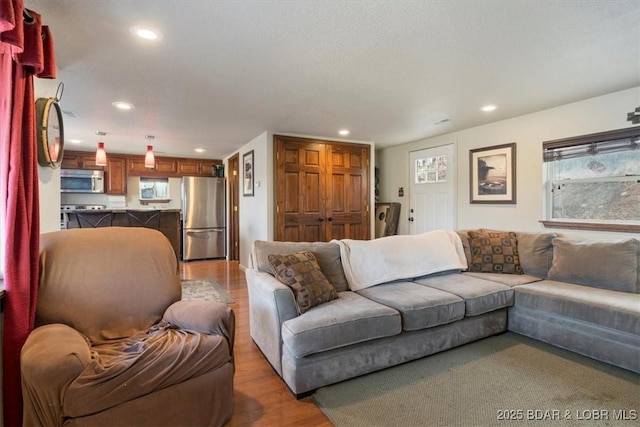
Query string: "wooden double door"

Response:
xmin=275 ymin=135 xmax=370 ymax=242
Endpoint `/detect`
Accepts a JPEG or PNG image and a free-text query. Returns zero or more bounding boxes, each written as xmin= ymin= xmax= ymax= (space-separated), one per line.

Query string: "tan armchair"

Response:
xmin=21 ymin=227 xmax=234 ymax=426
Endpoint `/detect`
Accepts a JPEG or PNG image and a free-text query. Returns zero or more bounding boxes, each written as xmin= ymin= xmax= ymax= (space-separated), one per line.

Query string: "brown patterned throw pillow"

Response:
xmin=268 ymin=251 xmax=338 ymax=314
xmin=468 ymin=231 xmax=523 ymax=274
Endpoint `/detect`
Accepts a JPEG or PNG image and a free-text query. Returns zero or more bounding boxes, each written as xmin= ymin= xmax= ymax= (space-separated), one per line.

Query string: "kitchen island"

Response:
xmin=65 ymin=209 xmax=181 ymax=259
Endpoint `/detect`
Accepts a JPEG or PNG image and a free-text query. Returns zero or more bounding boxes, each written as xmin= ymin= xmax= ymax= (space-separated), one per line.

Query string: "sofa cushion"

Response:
xmin=356 ymin=281 xmax=465 ymax=331
xmin=414 ymin=273 xmax=514 ymax=316
xmin=268 ymin=251 xmax=338 ymax=314
xmin=253 ymin=240 xmax=349 ymax=292
xmin=467 ymin=231 xmax=523 ymax=274
xmin=547 ymin=238 xmax=639 ymax=293
xmin=463 ymin=272 xmax=541 ymax=287
xmin=281 ymin=292 xmax=401 ymax=358
xmin=514 ymin=281 xmax=640 ymax=336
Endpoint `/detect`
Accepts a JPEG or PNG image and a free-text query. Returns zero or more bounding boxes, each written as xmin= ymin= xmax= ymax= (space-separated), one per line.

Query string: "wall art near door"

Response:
xmin=243 ymin=150 xmax=254 ymax=196
xmin=469 ymin=143 xmax=516 ymax=204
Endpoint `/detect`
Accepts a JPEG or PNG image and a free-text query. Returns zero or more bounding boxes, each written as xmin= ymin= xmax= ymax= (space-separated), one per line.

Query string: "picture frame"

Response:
xmin=242 ymin=150 xmax=254 ymax=197
xmin=469 ymin=143 xmax=516 ymax=204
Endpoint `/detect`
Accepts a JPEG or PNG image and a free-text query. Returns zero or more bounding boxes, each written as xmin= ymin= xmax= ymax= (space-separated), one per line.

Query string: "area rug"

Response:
xmin=181 ymin=279 xmax=234 ymax=304
xmin=314 ymin=333 xmax=639 ymax=427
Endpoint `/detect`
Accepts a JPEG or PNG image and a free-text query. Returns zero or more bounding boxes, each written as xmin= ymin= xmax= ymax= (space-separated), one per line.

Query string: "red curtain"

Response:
xmin=1 ymin=1 xmax=55 ymax=425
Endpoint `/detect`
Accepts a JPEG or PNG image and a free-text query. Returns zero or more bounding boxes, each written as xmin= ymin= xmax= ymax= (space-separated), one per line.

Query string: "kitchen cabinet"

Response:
xmin=274 ymin=135 xmax=370 ymax=242
xmin=62 ymin=151 xmax=221 ymax=179
xmin=61 ymin=151 xmax=103 ymax=170
xmin=177 ymin=159 xmax=219 ymax=176
xmin=127 ymin=156 xmax=178 ymax=177
xmin=106 ymin=156 xmax=127 ymax=194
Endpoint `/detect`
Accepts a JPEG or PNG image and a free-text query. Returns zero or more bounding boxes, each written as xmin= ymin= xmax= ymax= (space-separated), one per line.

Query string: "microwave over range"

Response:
xmin=60 ymin=169 xmax=105 ymax=193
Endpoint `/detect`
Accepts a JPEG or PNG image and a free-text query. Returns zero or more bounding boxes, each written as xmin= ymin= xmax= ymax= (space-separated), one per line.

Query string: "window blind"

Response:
xmin=543 ymin=127 xmax=640 ymax=162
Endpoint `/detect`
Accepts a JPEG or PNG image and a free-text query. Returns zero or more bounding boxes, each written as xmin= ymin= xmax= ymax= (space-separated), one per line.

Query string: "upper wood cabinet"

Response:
xmin=105 ymin=156 xmax=127 ymax=194
xmin=177 ymin=159 xmax=220 ymax=176
xmin=127 ymin=156 xmax=178 ymax=177
xmin=62 ymin=151 xmax=221 ymax=179
xmin=60 ymin=151 xmax=102 ymax=170
xmin=274 ymin=135 xmax=370 ymax=242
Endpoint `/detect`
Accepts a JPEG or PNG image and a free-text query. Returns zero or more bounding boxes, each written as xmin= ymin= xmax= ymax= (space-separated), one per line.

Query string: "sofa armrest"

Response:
xmin=245 ymin=268 xmax=298 ymax=375
xmin=163 ymin=300 xmax=235 ymax=353
xmin=21 ymin=324 xmax=91 ymax=426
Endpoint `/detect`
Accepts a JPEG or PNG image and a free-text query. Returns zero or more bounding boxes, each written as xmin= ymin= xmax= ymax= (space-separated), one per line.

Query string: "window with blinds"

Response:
xmin=543 ymin=127 xmax=640 ymax=228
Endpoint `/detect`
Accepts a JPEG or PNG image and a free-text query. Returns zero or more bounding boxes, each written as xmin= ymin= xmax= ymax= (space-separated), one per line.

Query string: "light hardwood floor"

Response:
xmin=180 ymin=260 xmax=333 ymax=427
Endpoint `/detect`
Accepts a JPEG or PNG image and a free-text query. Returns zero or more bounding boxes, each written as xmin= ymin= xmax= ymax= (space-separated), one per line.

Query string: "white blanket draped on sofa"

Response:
xmin=333 ymin=230 xmax=468 ymax=291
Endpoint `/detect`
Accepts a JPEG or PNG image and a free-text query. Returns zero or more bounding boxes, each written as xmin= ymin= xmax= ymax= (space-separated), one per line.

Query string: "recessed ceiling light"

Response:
xmin=112 ymin=101 xmax=134 ymax=110
xmin=339 ymin=129 xmax=350 ymax=136
xmin=481 ymin=105 xmax=497 ymax=112
xmin=131 ymin=26 xmax=161 ymax=41
xmin=194 ymin=148 xmax=206 ymax=153
xmin=68 ymin=139 xmax=82 ymax=144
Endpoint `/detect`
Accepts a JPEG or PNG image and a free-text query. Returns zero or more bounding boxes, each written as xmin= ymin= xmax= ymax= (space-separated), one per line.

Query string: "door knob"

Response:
xmin=327 ymin=217 xmax=333 ymax=222
xmin=409 ymin=217 xmax=414 ymax=222
xmin=318 ymin=217 xmax=324 ymax=222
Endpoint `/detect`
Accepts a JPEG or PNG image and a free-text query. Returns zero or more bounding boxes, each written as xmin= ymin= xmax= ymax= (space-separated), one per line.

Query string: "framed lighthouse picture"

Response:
xmin=470 ymin=143 xmax=516 ymax=204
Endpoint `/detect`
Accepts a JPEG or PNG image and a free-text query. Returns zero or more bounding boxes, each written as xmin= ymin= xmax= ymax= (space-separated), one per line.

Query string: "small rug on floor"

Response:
xmin=181 ymin=279 xmax=234 ymax=304
xmin=314 ymin=333 xmax=639 ymax=427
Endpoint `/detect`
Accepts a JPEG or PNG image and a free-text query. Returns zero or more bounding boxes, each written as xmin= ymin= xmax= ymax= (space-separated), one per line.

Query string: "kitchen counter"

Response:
xmin=64 ymin=209 xmax=182 ymax=259
xmin=107 ymin=208 xmax=181 ymax=213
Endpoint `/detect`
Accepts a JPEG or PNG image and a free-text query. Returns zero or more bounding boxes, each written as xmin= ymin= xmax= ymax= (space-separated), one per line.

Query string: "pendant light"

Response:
xmin=144 ymin=135 xmax=155 ymax=168
xmin=95 ymin=142 xmax=107 ymax=166
xmin=145 ymin=145 xmax=155 ymax=168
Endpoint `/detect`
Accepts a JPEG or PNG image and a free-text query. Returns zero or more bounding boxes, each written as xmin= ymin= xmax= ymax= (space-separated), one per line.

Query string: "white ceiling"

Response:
xmin=27 ymin=0 xmax=640 ymax=159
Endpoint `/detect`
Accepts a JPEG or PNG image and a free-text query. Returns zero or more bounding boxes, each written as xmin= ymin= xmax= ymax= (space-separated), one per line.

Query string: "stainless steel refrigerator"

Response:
xmin=182 ymin=176 xmax=226 ymax=260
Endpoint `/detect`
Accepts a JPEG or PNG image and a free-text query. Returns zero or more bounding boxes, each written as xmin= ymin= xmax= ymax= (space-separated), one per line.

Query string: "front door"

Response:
xmin=409 ymin=144 xmax=456 ymax=234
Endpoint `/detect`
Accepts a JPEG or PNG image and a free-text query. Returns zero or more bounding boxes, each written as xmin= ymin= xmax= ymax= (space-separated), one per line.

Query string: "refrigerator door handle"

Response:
xmin=187 ymin=230 xmax=211 ymax=239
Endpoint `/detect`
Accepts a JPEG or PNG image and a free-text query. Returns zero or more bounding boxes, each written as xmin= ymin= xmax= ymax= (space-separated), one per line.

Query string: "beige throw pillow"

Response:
xmin=268 ymin=251 xmax=338 ymax=314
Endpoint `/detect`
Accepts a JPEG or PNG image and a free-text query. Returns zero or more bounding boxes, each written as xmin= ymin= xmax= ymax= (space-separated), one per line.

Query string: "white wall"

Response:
xmin=38 ymin=166 xmax=61 ymax=233
xmin=377 ymin=86 xmax=640 ymax=240
xmin=232 ymin=131 xmax=274 ymax=269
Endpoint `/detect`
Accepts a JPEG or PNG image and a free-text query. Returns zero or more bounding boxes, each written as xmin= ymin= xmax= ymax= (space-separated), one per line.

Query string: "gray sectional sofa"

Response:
xmin=246 ymin=230 xmax=640 ymax=397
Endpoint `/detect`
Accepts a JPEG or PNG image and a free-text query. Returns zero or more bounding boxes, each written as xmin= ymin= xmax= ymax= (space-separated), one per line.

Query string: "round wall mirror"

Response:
xmin=36 ymin=97 xmax=65 ymax=168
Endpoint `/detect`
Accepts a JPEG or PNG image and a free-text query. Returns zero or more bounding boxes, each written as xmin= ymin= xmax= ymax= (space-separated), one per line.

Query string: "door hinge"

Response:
xmin=277 ymin=205 xmax=280 ymax=213
xmin=233 ymin=170 xmax=237 ymax=176
xmin=233 ymin=205 xmax=238 ymax=212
